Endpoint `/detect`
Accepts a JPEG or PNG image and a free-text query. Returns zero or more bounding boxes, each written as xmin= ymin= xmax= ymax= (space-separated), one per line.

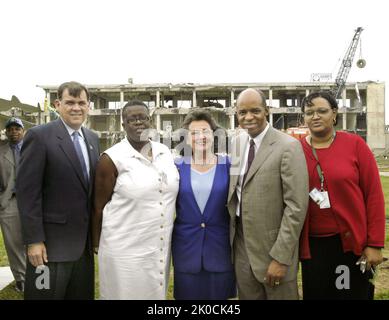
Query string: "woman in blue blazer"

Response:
xmin=172 ymin=110 xmax=236 ymax=300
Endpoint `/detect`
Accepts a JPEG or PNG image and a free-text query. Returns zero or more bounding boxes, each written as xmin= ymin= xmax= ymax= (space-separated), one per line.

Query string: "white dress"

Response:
xmin=98 ymin=139 xmax=179 ymax=300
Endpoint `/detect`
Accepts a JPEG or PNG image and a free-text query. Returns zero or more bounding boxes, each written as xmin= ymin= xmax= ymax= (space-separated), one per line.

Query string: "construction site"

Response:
xmin=0 ymin=80 xmax=385 ymax=153
xmin=0 ymin=27 xmax=386 ymax=153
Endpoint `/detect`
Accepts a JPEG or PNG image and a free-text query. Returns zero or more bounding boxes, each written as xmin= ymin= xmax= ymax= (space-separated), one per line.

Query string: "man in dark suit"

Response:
xmin=16 ymin=81 xmax=100 ymax=299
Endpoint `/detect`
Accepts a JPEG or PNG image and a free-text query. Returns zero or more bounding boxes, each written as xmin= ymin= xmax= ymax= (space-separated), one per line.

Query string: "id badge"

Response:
xmin=309 ymin=188 xmax=324 ymax=205
xmin=319 ymin=191 xmax=331 ymax=209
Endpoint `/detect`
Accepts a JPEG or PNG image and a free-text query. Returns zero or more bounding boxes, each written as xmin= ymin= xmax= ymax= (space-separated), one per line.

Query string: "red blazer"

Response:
xmin=299 ymin=131 xmax=385 ymax=259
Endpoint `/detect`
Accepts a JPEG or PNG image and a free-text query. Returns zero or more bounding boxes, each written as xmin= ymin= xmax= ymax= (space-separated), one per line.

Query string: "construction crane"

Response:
xmin=331 ymin=27 xmax=365 ymax=99
xmin=287 ymin=27 xmax=366 ymax=140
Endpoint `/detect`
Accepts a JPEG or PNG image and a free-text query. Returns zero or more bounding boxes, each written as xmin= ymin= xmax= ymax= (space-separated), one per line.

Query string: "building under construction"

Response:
xmin=36 ymin=81 xmax=385 ymax=153
xmin=0 ymin=81 xmax=385 ymax=153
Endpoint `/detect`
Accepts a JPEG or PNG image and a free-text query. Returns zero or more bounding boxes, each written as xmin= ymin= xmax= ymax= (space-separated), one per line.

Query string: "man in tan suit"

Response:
xmin=0 ymin=117 xmax=26 ymax=292
xmin=228 ymin=89 xmax=308 ymax=300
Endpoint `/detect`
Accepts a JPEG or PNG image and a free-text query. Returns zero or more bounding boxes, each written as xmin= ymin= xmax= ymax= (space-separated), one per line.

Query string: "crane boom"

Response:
xmin=331 ymin=27 xmax=364 ymax=99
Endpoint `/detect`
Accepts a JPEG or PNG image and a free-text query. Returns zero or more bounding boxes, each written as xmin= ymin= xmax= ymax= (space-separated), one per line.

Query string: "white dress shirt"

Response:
xmin=61 ymin=119 xmax=90 ymax=177
xmin=236 ymin=122 xmax=270 ymax=216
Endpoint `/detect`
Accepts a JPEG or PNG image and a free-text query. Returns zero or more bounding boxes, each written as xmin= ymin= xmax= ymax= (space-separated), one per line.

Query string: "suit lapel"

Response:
xmin=55 ymin=120 xmax=88 ymax=192
xmin=81 ymin=127 xmax=98 ymax=192
xmin=183 ymin=161 xmax=203 ymax=216
xmin=201 ymin=158 xmax=221 ymax=219
xmin=243 ymin=127 xmax=277 ymax=188
xmin=4 ymin=146 xmax=15 ymax=166
xmin=228 ymin=131 xmax=246 ymax=202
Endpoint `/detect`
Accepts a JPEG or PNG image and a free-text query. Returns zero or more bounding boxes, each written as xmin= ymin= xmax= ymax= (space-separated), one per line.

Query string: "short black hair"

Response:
xmin=301 ymin=91 xmax=338 ymax=112
xmin=122 ymin=100 xmax=149 ymax=118
xmin=57 ymin=81 xmax=89 ymax=101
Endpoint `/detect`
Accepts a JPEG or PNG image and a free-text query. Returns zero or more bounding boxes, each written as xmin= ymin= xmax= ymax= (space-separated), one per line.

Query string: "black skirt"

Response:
xmin=301 ymin=234 xmax=375 ymax=300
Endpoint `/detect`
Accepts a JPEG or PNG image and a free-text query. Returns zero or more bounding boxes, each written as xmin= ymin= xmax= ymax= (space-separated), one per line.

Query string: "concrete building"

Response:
xmin=2 ymin=81 xmax=385 ymax=153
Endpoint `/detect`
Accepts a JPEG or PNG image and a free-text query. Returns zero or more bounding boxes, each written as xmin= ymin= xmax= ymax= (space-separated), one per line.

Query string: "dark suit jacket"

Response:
xmin=16 ymin=119 xmax=100 ymax=262
xmin=172 ymin=155 xmax=233 ymax=273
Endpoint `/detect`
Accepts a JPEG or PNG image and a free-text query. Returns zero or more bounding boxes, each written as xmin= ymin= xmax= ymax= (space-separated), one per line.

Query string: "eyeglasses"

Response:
xmin=303 ymin=108 xmax=332 ymax=118
xmin=126 ymin=115 xmax=151 ymax=124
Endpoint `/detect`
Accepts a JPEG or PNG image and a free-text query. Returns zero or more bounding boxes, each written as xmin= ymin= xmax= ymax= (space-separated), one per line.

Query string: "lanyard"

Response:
xmin=309 ymin=131 xmax=336 ymax=192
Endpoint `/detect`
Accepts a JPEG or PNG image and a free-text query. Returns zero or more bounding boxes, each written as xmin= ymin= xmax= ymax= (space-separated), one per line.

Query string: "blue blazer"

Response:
xmin=172 ymin=155 xmax=233 ymax=273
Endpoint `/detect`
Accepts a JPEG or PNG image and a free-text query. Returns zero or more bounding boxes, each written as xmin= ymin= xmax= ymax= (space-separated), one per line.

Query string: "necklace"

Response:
xmin=192 ymin=153 xmax=216 ymax=165
xmin=309 ymin=131 xmax=336 ymax=148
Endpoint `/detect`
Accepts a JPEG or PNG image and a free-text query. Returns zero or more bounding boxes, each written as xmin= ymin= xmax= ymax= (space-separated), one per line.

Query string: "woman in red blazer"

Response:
xmin=299 ymin=91 xmax=385 ymax=300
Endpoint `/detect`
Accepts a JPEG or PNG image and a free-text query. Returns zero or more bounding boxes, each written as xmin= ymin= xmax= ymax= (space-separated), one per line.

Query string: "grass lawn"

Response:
xmin=376 ymin=155 xmax=389 ymax=172
xmin=1 ymin=177 xmax=389 ymax=300
xmin=380 ymin=176 xmax=389 ymax=218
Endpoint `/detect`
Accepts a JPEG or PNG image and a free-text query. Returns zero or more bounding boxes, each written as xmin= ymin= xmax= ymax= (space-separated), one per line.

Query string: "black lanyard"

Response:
xmin=309 ymin=131 xmax=336 ymax=192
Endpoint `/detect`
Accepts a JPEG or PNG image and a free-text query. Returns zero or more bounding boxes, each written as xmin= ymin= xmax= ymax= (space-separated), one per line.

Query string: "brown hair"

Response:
xmin=179 ymin=109 xmax=226 ymax=154
xmin=57 ymin=81 xmax=90 ymax=101
xmin=181 ymin=109 xmax=218 ymax=131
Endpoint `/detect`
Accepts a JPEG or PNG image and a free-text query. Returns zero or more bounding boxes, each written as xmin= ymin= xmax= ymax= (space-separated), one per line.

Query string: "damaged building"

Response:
xmin=38 ymin=81 xmax=385 ymax=153
xmin=1 ymin=81 xmax=386 ymax=154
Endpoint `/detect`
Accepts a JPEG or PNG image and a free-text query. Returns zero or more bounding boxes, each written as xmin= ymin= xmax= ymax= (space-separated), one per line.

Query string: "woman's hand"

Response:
xmin=360 ymin=247 xmax=383 ymax=270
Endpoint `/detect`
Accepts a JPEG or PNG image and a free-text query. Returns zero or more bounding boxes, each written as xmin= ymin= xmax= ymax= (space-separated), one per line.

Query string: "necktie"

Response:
xmin=240 ymin=139 xmax=256 ymax=216
xmin=11 ymin=144 xmax=20 ymax=194
xmin=12 ymin=144 xmax=20 ymax=169
xmin=72 ymin=131 xmax=89 ymax=183
xmin=242 ymin=139 xmax=256 ymax=185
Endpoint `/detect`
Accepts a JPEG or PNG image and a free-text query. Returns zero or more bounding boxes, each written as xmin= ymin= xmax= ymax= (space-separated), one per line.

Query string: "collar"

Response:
xmin=60 ymin=118 xmax=85 ymax=140
xmin=124 ymin=138 xmax=166 ymax=161
xmin=9 ymin=140 xmax=23 ymax=150
xmin=249 ymin=122 xmax=270 ymax=149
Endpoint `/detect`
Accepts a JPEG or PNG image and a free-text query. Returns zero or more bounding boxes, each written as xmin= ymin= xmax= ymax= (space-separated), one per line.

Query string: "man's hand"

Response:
xmin=27 ymin=242 xmax=48 ymax=267
xmin=264 ymin=259 xmax=287 ymax=287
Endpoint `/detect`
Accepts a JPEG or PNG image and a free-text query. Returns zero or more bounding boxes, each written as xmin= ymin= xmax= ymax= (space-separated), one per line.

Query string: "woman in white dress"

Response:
xmin=92 ymin=100 xmax=179 ymax=300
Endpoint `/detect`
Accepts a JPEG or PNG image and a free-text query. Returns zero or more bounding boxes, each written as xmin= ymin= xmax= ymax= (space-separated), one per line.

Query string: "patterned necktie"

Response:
xmin=72 ymin=131 xmax=89 ymax=183
xmin=243 ymin=139 xmax=256 ymax=185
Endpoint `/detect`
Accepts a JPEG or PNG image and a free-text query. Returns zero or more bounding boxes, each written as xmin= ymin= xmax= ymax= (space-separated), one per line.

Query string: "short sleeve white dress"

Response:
xmin=98 ymin=139 xmax=179 ymax=299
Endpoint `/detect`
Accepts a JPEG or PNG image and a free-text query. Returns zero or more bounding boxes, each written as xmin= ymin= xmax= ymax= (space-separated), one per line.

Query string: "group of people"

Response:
xmin=0 ymin=81 xmax=385 ymax=300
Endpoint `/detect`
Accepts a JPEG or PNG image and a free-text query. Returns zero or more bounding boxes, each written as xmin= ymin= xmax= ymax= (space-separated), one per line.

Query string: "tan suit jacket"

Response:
xmin=0 ymin=143 xmax=16 ymax=213
xmin=228 ymin=126 xmax=309 ymax=284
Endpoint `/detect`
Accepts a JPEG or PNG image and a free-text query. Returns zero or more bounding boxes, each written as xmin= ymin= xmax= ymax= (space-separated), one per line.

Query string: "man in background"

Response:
xmin=0 ymin=117 xmax=26 ymax=292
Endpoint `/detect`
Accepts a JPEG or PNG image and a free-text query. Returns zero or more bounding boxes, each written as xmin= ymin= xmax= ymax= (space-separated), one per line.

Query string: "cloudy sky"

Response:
xmin=0 ymin=0 xmax=387 ymax=120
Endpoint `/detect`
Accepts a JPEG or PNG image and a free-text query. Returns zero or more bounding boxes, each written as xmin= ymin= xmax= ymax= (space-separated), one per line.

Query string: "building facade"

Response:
xmin=2 ymin=81 xmax=385 ymax=153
